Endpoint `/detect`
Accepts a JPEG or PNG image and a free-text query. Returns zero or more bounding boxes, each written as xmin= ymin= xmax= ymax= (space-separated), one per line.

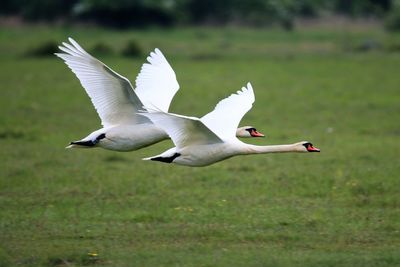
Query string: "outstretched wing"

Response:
xmin=201 ymin=82 xmax=255 ymax=140
xmin=135 ymin=49 xmax=180 ymax=112
xmin=139 ymin=111 xmax=222 ymax=148
xmin=55 ymin=37 xmax=149 ymax=127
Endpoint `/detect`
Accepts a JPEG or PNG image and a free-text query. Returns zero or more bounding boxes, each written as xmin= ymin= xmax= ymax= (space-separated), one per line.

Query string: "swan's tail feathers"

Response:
xmin=143 ymin=153 xmax=181 ymax=163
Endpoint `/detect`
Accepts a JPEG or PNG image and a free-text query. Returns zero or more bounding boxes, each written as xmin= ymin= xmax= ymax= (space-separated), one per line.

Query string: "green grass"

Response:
xmin=0 ymin=25 xmax=400 ymax=266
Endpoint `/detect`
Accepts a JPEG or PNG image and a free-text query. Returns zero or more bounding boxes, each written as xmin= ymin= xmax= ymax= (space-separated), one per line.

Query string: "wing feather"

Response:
xmin=139 ymin=111 xmax=222 ymax=148
xmin=56 ymin=37 xmax=148 ymax=127
xmin=200 ymin=82 xmax=255 ymax=140
xmin=135 ymin=49 xmax=180 ymax=112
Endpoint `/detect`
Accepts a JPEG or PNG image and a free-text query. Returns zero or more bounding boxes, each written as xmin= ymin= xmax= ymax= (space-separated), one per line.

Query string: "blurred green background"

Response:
xmin=1 ymin=1 xmax=400 ymax=266
xmin=1 ymin=0 xmax=400 ymax=30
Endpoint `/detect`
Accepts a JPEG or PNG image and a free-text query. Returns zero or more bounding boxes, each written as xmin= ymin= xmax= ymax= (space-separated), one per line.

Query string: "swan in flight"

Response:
xmin=56 ymin=38 xmax=264 ymax=151
xmin=140 ymin=83 xmax=320 ymax=167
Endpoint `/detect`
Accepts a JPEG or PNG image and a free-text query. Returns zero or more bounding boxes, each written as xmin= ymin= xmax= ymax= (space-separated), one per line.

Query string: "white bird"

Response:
xmin=140 ymin=82 xmax=320 ymax=167
xmin=56 ymin=38 xmax=264 ymax=151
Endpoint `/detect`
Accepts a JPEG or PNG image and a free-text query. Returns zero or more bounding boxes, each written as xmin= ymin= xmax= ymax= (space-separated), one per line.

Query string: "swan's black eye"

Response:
xmin=245 ymin=128 xmax=256 ymax=133
xmin=302 ymin=142 xmax=312 ymax=149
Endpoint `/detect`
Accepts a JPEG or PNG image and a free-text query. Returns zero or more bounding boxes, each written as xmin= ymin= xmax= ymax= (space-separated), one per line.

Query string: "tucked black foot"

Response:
xmin=70 ymin=133 xmax=106 ymax=147
xmin=151 ymin=153 xmax=181 ymax=163
xmin=70 ymin=140 xmax=96 ymax=147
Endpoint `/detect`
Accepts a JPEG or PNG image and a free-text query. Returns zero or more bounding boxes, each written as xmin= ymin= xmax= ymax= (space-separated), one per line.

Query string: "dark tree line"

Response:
xmin=0 ymin=0 xmax=395 ymax=28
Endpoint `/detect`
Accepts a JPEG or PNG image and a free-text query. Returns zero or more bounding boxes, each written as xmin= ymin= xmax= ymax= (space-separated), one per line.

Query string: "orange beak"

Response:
xmin=250 ymin=130 xmax=265 ymax=137
xmin=307 ymin=145 xmax=320 ymax=152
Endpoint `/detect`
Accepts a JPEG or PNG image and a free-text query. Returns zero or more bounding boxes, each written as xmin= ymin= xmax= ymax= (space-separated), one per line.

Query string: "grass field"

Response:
xmin=1 ymin=24 xmax=400 ymax=266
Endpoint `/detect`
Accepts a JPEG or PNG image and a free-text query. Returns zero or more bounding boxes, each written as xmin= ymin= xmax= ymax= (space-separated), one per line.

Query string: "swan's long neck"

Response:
xmin=241 ymin=143 xmax=303 ymax=154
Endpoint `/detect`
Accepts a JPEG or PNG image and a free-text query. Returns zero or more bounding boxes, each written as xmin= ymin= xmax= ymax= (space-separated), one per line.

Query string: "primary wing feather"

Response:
xmin=139 ymin=111 xmax=222 ymax=148
xmin=135 ymin=49 xmax=180 ymax=112
xmin=201 ymin=82 xmax=255 ymax=140
xmin=56 ymin=37 xmax=148 ymax=127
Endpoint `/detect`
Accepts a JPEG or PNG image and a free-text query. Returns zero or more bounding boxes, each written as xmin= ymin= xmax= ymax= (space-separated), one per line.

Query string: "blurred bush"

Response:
xmin=385 ymin=42 xmax=400 ymax=51
xmin=89 ymin=42 xmax=114 ymax=56
xmin=4 ymin=0 xmax=79 ymax=21
xmin=121 ymin=40 xmax=143 ymax=58
xmin=333 ymin=0 xmax=391 ymax=16
xmin=0 ymin=0 xmax=395 ymax=28
xmin=385 ymin=5 xmax=400 ymax=31
xmin=73 ymin=0 xmax=176 ymax=28
xmin=25 ymin=40 xmax=59 ymax=57
xmin=354 ymin=39 xmax=382 ymax=52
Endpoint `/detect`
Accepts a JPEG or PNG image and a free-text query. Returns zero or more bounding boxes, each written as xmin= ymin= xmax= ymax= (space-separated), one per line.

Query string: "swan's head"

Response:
xmin=297 ymin=141 xmax=320 ymax=152
xmin=236 ymin=126 xmax=265 ymax=138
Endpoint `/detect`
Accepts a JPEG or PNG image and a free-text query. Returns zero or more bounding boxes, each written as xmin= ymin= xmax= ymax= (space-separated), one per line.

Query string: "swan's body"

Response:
xmin=68 ymin=125 xmax=260 ymax=151
xmin=141 ymin=83 xmax=320 ymax=167
xmin=56 ymin=38 xmax=264 ymax=152
xmin=147 ymin=141 xmax=315 ymax=167
xmin=70 ymin=124 xmax=167 ymax=151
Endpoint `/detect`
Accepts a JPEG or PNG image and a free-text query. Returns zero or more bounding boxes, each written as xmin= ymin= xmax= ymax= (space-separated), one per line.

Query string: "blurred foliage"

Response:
xmin=6 ymin=0 xmax=80 ymax=21
xmin=0 ymin=0 xmax=395 ymax=29
xmin=73 ymin=0 xmax=177 ymax=28
xmin=121 ymin=39 xmax=143 ymax=57
xmin=385 ymin=0 xmax=400 ymax=31
xmin=333 ymin=0 xmax=391 ymax=16
xmin=24 ymin=40 xmax=59 ymax=57
xmin=89 ymin=42 xmax=114 ymax=56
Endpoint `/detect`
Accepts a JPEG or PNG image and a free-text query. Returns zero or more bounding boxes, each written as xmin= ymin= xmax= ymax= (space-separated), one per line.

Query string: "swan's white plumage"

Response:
xmin=56 ymin=39 xmax=263 ymax=153
xmin=55 ymin=37 xmax=148 ymax=127
xmin=135 ymin=48 xmax=179 ymax=113
xmin=141 ymin=82 xmax=319 ymax=167
xmin=200 ymin=83 xmax=255 ymax=140
xmin=139 ymin=111 xmax=222 ymax=148
xmin=140 ymin=83 xmax=254 ymax=148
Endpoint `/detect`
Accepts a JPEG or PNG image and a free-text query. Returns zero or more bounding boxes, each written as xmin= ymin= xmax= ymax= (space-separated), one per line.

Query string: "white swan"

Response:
xmin=140 ymin=82 xmax=320 ymax=167
xmin=56 ymin=38 xmax=264 ymax=151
